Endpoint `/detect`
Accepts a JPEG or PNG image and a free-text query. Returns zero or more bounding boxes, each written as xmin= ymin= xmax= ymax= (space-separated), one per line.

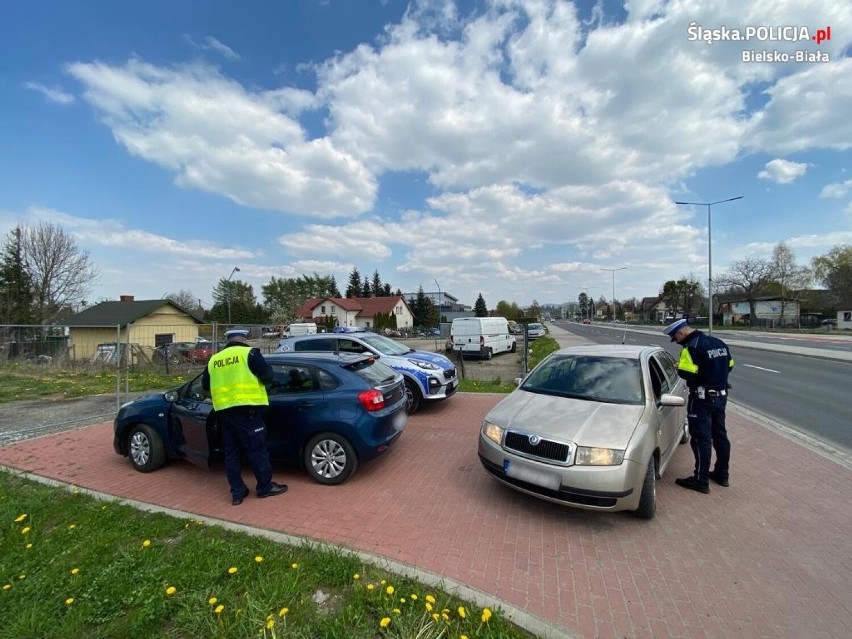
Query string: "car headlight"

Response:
xmin=481 ymin=420 xmax=505 ymax=445
xmin=574 ymin=446 xmax=625 ymax=466
xmin=408 ymin=358 xmax=439 ymax=370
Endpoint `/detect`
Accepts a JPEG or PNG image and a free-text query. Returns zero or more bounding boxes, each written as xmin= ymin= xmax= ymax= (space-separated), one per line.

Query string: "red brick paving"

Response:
xmin=1 ymin=393 xmax=851 ymax=638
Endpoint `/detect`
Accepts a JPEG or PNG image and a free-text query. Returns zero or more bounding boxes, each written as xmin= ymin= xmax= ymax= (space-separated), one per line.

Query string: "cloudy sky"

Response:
xmin=2 ymin=0 xmax=851 ymax=310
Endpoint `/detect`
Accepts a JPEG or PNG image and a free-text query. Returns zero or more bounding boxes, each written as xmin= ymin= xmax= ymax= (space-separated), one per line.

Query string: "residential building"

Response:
xmin=295 ymin=296 xmax=414 ymax=331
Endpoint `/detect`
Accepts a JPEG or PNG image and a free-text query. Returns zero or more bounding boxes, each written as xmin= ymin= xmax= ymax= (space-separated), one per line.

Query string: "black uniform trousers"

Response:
xmin=686 ymin=393 xmax=731 ymax=488
xmin=217 ymin=406 xmax=274 ymax=500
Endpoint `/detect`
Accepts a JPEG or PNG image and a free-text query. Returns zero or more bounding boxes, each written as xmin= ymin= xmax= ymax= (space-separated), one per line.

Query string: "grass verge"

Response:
xmin=1 ymin=472 xmax=535 ymax=639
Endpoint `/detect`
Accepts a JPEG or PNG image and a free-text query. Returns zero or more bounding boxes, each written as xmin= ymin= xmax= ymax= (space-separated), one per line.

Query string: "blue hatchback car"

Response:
xmin=276 ymin=332 xmax=458 ymax=414
xmin=113 ymin=352 xmax=407 ymax=485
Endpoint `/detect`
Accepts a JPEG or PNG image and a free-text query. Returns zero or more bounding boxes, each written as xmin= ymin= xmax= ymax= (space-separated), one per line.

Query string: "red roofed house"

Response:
xmin=294 ymin=296 xmax=415 ymax=331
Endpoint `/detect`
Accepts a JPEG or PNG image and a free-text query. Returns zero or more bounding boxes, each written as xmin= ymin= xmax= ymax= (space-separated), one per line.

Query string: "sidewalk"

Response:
xmin=1 ymin=393 xmax=850 ymax=638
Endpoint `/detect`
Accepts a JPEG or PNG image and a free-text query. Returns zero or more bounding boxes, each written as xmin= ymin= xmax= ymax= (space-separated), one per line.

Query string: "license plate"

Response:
xmin=504 ymin=459 xmax=561 ymax=491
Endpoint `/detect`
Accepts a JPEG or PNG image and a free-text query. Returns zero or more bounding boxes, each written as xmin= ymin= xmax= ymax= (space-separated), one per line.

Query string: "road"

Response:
xmin=552 ymin=321 xmax=852 ymax=454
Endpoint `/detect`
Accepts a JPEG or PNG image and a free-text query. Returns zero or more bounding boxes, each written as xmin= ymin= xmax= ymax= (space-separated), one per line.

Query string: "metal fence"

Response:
xmin=0 ymin=323 xmax=283 ymax=444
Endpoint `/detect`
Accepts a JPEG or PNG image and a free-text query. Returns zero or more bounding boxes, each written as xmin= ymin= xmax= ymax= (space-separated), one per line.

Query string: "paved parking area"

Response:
xmin=1 ymin=392 xmax=851 ymax=638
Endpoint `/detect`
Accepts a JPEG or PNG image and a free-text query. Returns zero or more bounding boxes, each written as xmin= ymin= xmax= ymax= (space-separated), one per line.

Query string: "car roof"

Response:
xmin=548 ymin=344 xmax=659 ymax=359
xmin=281 ymin=332 xmax=379 ymax=343
xmin=266 ymin=351 xmax=375 ymax=365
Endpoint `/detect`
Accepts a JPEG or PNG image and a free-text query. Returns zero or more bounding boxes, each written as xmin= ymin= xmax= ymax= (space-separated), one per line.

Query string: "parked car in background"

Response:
xmin=478 ymin=344 xmax=689 ymax=520
xmin=276 ymin=332 xmax=457 ymax=414
xmin=114 ymin=352 xmax=408 ymax=485
xmin=152 ymin=341 xmax=213 ymax=365
xmin=526 ymin=322 xmax=546 ymax=339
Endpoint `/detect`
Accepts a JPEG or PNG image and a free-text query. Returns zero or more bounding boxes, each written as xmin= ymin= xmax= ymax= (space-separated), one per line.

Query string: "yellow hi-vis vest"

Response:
xmin=207 ymin=346 xmax=269 ymax=411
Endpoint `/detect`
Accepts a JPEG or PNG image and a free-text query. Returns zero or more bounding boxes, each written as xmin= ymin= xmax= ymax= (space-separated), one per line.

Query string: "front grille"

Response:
xmin=504 ymin=430 xmax=571 ymax=464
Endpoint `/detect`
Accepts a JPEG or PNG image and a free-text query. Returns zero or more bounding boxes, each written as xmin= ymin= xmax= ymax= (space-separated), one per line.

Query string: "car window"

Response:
xmin=648 ymin=357 xmax=669 ymax=401
xmin=337 ymin=338 xmax=369 ymax=354
xmin=268 ymin=364 xmax=315 ymax=394
xmin=343 ymin=358 xmax=398 ymax=386
xmin=654 ymin=351 xmax=681 ymax=390
xmin=294 ymin=338 xmax=336 ymax=352
xmin=522 ymin=355 xmax=643 ymax=404
xmin=317 ymin=368 xmax=339 ymax=390
xmin=358 ymin=333 xmax=410 ymax=356
xmin=184 ymin=376 xmax=211 ymax=402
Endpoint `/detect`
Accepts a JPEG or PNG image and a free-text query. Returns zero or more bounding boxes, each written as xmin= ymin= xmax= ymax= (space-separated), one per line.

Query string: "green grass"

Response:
xmin=0 ymin=367 xmax=188 ymax=404
xmin=0 ymin=472 xmax=535 ymax=639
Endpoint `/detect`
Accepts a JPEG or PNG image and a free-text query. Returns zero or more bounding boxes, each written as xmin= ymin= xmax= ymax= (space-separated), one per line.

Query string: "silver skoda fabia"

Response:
xmin=478 ymin=344 xmax=689 ymax=519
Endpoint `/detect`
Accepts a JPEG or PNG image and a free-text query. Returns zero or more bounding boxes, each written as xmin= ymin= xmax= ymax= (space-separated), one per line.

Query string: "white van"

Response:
xmin=450 ymin=317 xmax=517 ymax=359
xmin=282 ymin=323 xmax=318 ymax=338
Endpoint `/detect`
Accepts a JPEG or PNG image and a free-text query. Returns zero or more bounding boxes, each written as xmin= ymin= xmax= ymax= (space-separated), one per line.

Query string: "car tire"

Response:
xmin=510 ymin=341 xmax=517 ymax=353
xmin=303 ymin=432 xmax=357 ymax=485
xmin=634 ymin=457 xmax=656 ymax=520
xmin=127 ymin=424 xmax=166 ymax=473
xmin=404 ymin=379 xmax=422 ymax=414
xmin=483 ymin=347 xmax=493 ymax=360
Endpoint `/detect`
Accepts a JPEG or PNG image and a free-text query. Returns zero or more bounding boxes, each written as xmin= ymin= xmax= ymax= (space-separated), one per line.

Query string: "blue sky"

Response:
xmin=2 ymin=0 xmax=851 ymax=311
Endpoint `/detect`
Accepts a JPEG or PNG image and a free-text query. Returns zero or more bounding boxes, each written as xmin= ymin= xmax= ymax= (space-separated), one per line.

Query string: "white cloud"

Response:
xmin=181 ymin=34 xmax=241 ymax=61
xmin=24 ymin=81 xmax=75 ymax=105
xmin=758 ymin=159 xmax=809 ymax=184
xmin=821 ymin=178 xmax=852 ymax=198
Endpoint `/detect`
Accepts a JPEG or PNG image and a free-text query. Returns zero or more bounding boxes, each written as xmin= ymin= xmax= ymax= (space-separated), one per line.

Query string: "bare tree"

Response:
xmin=166 ymin=290 xmax=203 ymax=314
xmin=22 ymin=222 xmax=100 ymax=323
xmin=716 ymin=257 xmax=774 ymax=326
xmin=769 ymin=242 xmax=811 ymax=327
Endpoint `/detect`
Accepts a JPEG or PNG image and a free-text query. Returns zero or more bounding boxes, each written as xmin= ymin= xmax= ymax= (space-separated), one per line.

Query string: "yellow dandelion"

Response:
xmin=393 ymin=608 xmax=401 ymax=614
xmin=410 ymin=594 xmax=418 ymax=600
xmin=458 ymin=606 xmax=466 ymax=618
xmin=14 ymin=514 xmax=27 ymax=523
xmin=68 ymin=524 xmax=76 ymax=529
xmin=441 ymin=612 xmax=449 ymax=621
xmin=353 ymin=573 xmax=360 ymax=580
xmin=18 ymin=575 xmax=25 ymax=580
xmin=432 ymin=613 xmax=440 ymax=621
xmin=462 ymin=635 xmax=469 ymax=639
xmin=65 ymin=598 xmax=74 ymax=606
xmin=71 ymin=486 xmax=79 ymax=494
xmin=101 ymin=505 xmax=107 ymax=510
xmin=254 ymin=556 xmax=264 ymax=563
xmin=70 ymin=568 xmax=80 ymax=576
xmin=482 ymin=608 xmax=492 ymax=623
xmin=278 ymin=607 xmax=289 ymax=617
xmin=291 ymin=563 xmax=298 ymax=570
xmin=381 ymin=579 xmax=387 ymax=585
xmin=25 ymin=543 xmax=32 ymax=550
xmin=2 ymin=584 xmax=10 ymax=591
xmin=21 ymin=527 xmax=30 ymax=535
xmin=214 ymin=604 xmax=224 ymax=614
xmin=208 ymin=596 xmax=218 ymax=605
xmin=142 ymin=539 xmax=151 ymax=548
xmin=442 ymin=608 xmax=449 ymax=614
xmin=425 ymin=602 xmax=433 ymax=612
xmin=379 ymin=617 xmax=391 ymax=628
xmin=400 ymin=598 xmax=406 ymax=604
xmin=228 ymin=567 xmax=238 ymax=574
xmin=165 ymin=586 xmax=176 ymax=596
xmin=386 ymin=585 xmax=395 ymax=596
xmin=265 ymin=619 xmax=275 ymax=630
xmin=367 ymin=583 xmax=375 ymax=591
xmin=426 ymin=594 xmax=436 ymax=604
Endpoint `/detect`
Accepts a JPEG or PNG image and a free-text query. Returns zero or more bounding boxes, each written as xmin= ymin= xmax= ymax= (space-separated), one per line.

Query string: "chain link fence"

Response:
xmin=0 ymin=323 xmax=283 ymax=444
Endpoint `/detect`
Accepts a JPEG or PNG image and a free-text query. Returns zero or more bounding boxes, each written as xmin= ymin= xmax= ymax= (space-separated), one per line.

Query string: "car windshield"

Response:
xmin=358 ymin=333 xmax=412 ymax=356
xmin=521 ymin=354 xmax=643 ymax=404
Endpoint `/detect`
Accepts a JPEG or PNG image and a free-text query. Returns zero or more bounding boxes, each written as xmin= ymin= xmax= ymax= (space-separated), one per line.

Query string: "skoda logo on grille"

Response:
xmin=528 ymin=435 xmax=541 ymax=446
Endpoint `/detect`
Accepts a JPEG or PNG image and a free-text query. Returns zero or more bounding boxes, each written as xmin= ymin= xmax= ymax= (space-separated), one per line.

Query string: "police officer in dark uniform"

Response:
xmin=202 ymin=328 xmax=287 ymax=505
xmin=664 ymin=319 xmax=735 ymax=494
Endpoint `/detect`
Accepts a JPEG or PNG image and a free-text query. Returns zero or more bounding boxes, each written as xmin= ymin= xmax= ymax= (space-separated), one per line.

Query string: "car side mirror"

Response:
xmin=164 ymin=390 xmax=179 ymax=403
xmin=660 ymin=393 xmax=685 ymax=407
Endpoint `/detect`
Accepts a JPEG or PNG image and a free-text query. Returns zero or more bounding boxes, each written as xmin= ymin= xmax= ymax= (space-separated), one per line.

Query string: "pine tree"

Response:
xmin=474 ymin=293 xmax=488 ymax=317
xmin=345 ymin=267 xmax=362 ymax=298
xmin=0 ymin=226 xmax=35 ymax=325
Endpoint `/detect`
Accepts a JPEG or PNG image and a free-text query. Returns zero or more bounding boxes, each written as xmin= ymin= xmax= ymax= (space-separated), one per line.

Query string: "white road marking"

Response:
xmin=743 ymin=363 xmax=780 ymax=373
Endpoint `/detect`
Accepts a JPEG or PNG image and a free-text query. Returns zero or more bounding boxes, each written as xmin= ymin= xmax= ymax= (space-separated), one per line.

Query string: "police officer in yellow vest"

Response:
xmin=202 ymin=328 xmax=287 ymax=505
xmin=664 ymin=318 xmax=735 ymax=494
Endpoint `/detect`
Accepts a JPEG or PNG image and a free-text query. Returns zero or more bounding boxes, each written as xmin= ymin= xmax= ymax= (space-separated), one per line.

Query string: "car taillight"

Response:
xmin=479 ymin=335 xmax=484 ymax=346
xmin=358 ymin=389 xmax=386 ymax=412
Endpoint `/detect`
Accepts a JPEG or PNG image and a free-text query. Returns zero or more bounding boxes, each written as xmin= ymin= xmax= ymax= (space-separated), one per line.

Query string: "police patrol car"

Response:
xmin=276 ymin=332 xmax=457 ymax=414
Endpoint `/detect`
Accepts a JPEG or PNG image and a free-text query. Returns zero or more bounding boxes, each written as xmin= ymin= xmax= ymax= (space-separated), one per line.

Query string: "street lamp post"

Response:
xmin=434 ymin=278 xmax=442 ymax=324
xmin=600 ymin=267 xmax=627 ymax=321
xmin=674 ymin=197 xmax=743 ymax=335
xmin=226 ymin=266 xmax=240 ymax=326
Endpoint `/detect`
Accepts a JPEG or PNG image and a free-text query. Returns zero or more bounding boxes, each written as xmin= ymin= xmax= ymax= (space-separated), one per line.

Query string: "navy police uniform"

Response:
xmin=667 ymin=321 xmax=735 ymax=491
xmin=202 ymin=330 xmax=282 ymax=504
